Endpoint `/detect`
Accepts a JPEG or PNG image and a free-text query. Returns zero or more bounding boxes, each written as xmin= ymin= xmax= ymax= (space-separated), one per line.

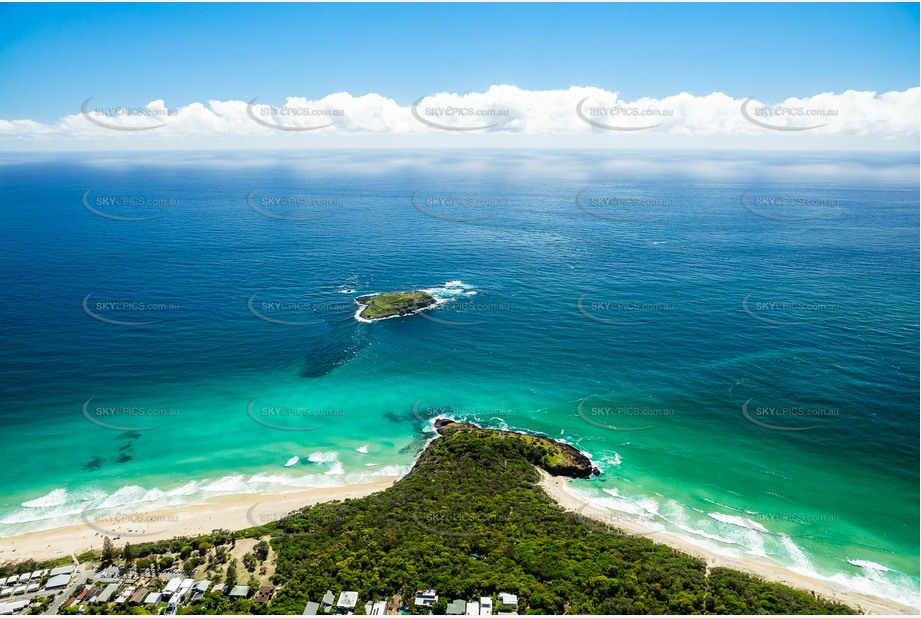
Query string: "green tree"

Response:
xmin=225 ymin=561 xmax=238 ymax=590
xmin=253 ymin=540 xmax=269 ymax=561
xmin=101 ymin=536 xmax=115 ymax=566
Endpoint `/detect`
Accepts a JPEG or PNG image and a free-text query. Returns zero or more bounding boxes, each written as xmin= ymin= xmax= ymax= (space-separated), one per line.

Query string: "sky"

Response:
xmin=0 ymin=3 xmax=918 ymax=150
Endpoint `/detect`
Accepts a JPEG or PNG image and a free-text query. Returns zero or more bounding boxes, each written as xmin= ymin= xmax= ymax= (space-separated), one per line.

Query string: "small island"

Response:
xmin=355 ymin=290 xmax=437 ymax=321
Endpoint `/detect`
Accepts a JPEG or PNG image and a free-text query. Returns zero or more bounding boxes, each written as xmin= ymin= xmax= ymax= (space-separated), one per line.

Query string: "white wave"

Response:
xmin=326 ymin=462 xmax=345 ymax=475
xmin=356 ymin=445 xmax=369 ymax=454
xmin=363 ymin=463 xmax=379 ymax=467
xmin=707 ymin=512 xmax=771 ymax=534
xmin=848 ymin=559 xmax=891 ymax=572
xmin=21 ymin=488 xmax=68 ymax=508
xmin=307 ymin=451 xmax=339 ymax=464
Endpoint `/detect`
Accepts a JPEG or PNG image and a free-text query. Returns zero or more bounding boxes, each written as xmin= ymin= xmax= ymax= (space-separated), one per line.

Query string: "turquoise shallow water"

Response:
xmin=0 ymin=150 xmax=917 ymax=607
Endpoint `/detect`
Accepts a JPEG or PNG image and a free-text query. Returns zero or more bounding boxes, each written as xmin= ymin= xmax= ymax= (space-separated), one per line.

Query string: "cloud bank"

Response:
xmin=1 ymin=86 xmax=917 ymax=150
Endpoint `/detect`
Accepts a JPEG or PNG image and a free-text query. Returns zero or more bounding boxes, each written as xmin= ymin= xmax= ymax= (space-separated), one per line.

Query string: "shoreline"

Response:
xmin=1 ymin=455 xmax=914 ymax=616
xmin=538 ymin=470 xmax=917 ymax=616
xmin=0 ymin=478 xmax=397 ymax=562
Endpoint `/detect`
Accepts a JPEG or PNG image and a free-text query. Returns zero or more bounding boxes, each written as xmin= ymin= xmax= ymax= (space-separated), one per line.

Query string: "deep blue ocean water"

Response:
xmin=0 ymin=149 xmax=917 ymax=606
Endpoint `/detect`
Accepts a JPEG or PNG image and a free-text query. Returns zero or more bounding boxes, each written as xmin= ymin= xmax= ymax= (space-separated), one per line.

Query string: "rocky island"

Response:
xmin=355 ymin=290 xmax=437 ymax=321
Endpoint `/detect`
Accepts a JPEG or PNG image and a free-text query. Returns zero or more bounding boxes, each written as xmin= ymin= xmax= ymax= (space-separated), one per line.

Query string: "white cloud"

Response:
xmin=1 ymin=86 xmax=917 ymax=149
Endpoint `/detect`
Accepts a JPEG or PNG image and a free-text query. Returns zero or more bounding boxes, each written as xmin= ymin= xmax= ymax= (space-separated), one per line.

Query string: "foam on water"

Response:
xmin=573 ymin=479 xmax=920 ymax=609
xmin=307 ymin=451 xmax=339 ymax=464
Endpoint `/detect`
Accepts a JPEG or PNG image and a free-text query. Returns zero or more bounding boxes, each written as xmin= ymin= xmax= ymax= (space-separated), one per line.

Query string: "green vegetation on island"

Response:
xmin=356 ymin=290 xmax=436 ymax=321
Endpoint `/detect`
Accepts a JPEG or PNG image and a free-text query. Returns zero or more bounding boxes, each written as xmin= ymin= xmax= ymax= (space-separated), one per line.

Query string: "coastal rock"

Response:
xmin=433 ymin=418 xmax=600 ymax=479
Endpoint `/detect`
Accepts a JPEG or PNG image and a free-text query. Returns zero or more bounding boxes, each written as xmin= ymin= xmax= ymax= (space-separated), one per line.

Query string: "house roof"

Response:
xmin=302 ymin=601 xmax=320 ymax=615
xmin=253 ymin=585 xmax=275 ymax=603
xmin=337 ymin=591 xmax=358 ymax=608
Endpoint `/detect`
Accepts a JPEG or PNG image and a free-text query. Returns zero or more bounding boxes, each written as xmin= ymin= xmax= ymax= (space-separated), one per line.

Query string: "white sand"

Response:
xmin=0 ymin=478 xmax=396 ymax=562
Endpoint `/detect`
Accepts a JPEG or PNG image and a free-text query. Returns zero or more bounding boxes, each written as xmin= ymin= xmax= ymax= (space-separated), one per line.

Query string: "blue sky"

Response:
xmin=0 ymin=3 xmax=918 ymax=123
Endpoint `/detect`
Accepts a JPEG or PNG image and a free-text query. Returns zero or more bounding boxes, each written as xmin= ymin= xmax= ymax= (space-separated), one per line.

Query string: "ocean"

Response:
xmin=0 ymin=149 xmax=917 ymax=608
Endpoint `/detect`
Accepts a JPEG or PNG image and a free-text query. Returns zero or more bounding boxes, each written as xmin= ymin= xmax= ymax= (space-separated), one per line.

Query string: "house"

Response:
xmin=45 ymin=574 xmax=70 ymax=590
xmin=369 ymin=600 xmax=387 ymax=615
xmin=415 ymin=590 xmax=438 ymax=607
xmin=84 ymin=586 xmax=102 ymax=602
xmin=190 ymin=580 xmax=211 ymax=602
xmin=253 ymin=585 xmax=275 ymax=604
xmin=0 ymin=599 xmax=29 ymax=615
xmin=3 ymin=577 xmax=16 ymax=587
xmin=95 ymin=583 xmax=120 ymax=604
xmin=465 ymin=601 xmax=480 ymax=615
xmin=498 ymin=593 xmax=517 ymax=610
xmin=12 ymin=587 xmax=25 ymax=596
xmin=26 ymin=584 xmax=39 ymax=594
xmin=446 ymin=599 xmax=467 ymax=615
xmin=480 ymin=596 xmax=493 ymax=615
xmin=162 ymin=577 xmax=182 ymax=599
xmin=16 ymin=574 xmax=29 ymax=585
xmin=211 ymin=583 xmax=227 ymax=595
xmin=336 ymin=591 xmax=358 ymax=613
xmin=49 ymin=565 xmax=75 ymax=577
xmin=320 ymin=590 xmax=336 ymax=612
xmin=144 ymin=592 xmax=162 ymax=605
xmin=176 ymin=578 xmax=195 ymax=601
xmin=129 ymin=588 xmax=149 ymax=605
xmin=228 ymin=585 xmax=250 ymax=599
xmin=302 ymin=601 xmax=320 ymax=615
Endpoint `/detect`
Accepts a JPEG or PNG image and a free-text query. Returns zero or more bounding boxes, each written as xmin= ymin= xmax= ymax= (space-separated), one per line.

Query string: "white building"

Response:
xmin=162 ymin=577 xmax=182 ymax=599
xmin=337 ymin=591 xmax=358 ymax=612
xmin=369 ymin=600 xmax=386 ymax=615
xmin=466 ymin=601 xmax=480 ymax=615
xmin=415 ymin=590 xmax=438 ymax=607
xmin=498 ymin=593 xmax=517 ymax=610
xmin=480 ymin=596 xmax=493 ymax=615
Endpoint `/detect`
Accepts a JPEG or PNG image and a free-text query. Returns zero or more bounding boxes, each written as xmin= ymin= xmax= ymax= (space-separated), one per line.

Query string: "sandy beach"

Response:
xmin=0 ymin=478 xmax=397 ymax=563
xmin=0 ymin=470 xmax=915 ymax=615
xmin=537 ymin=470 xmax=917 ymax=615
